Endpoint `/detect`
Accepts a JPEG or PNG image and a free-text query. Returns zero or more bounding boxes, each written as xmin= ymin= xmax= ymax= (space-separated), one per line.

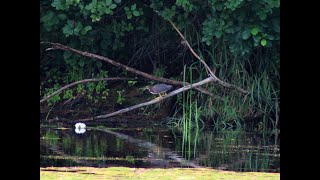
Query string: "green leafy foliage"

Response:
xmin=84 ymin=0 xmax=118 ymax=22
xmin=41 ymin=0 xmax=280 ymax=119
xmin=251 ymin=28 xmax=259 ymax=36
xmin=158 ymin=6 xmax=176 ymax=20
xmin=63 ymin=89 xmax=74 ymax=99
xmin=241 ymin=29 xmax=251 ymax=40
xmin=41 ymin=0 xmax=279 ymax=71
xmin=124 ymin=4 xmax=143 ymax=19
xmin=176 ymin=0 xmax=194 ymax=12
xmin=51 ymin=0 xmax=80 ymax=10
xmin=197 ymin=0 xmax=279 ymax=55
xmin=44 ymin=83 xmax=62 ymax=105
xmin=127 ymin=80 xmax=137 ymax=87
xmin=116 ymin=90 xmax=125 ymax=105
xmin=261 ymin=39 xmax=267 ymax=46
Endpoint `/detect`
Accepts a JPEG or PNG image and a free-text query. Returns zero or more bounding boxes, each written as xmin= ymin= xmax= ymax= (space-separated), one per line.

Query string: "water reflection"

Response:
xmin=40 ymin=124 xmax=279 ymax=172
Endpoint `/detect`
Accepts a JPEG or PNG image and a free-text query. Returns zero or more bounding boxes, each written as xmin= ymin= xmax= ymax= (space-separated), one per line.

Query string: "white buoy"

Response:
xmin=75 ymin=122 xmax=86 ymax=129
xmin=74 ymin=123 xmax=86 ymax=134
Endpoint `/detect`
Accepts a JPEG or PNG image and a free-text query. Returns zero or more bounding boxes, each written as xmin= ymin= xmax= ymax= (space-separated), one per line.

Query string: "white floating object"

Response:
xmin=75 ymin=128 xmax=86 ymax=134
xmin=75 ymin=122 xmax=86 ymax=129
xmin=74 ymin=123 xmax=86 ymax=134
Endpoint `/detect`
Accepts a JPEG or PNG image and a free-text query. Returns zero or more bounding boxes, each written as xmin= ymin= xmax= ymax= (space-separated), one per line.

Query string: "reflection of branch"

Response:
xmin=41 ymin=42 xmax=215 ymax=97
xmin=95 ymin=127 xmax=202 ymax=168
xmin=77 ymin=76 xmax=215 ymax=121
xmin=40 ymin=77 xmax=134 ymax=103
xmin=216 ymin=155 xmax=246 ymax=170
xmin=167 ymin=19 xmax=249 ymax=94
xmin=40 ymin=140 xmax=86 ymax=165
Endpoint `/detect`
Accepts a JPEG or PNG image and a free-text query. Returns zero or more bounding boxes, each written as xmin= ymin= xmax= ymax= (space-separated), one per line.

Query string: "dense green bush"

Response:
xmin=40 ymin=0 xmax=280 ymax=128
xmin=41 ymin=0 xmax=279 ymax=70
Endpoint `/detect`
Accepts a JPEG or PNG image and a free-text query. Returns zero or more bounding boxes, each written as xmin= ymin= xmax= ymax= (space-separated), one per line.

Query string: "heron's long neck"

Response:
xmin=148 ymin=89 xmax=157 ymax=94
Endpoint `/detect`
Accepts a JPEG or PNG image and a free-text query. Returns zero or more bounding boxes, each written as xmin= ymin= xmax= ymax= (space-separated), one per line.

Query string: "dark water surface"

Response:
xmin=40 ymin=122 xmax=279 ymax=172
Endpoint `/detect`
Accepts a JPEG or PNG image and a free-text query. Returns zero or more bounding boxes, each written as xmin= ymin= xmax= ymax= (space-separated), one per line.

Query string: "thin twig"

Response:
xmin=166 ymin=19 xmax=249 ymax=94
xmin=168 ymin=20 xmax=215 ymax=77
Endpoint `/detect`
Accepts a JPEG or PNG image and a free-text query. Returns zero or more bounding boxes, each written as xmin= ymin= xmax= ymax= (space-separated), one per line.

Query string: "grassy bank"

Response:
xmin=40 ymin=167 xmax=279 ymax=180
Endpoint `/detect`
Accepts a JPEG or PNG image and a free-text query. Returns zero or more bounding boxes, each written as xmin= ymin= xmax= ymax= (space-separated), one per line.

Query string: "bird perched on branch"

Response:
xmin=144 ymin=83 xmax=173 ymax=99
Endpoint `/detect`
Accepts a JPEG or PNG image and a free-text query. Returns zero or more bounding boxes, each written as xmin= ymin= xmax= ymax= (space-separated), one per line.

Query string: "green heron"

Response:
xmin=145 ymin=83 xmax=173 ymax=98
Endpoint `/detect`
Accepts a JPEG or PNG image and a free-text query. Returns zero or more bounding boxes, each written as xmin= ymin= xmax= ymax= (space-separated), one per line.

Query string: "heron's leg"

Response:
xmin=154 ymin=93 xmax=162 ymax=100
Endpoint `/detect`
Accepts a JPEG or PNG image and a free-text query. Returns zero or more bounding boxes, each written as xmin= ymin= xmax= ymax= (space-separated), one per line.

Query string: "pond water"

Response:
xmin=40 ymin=121 xmax=279 ymax=172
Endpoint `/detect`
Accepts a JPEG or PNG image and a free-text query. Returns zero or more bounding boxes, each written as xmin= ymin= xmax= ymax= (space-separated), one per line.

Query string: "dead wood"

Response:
xmin=41 ymin=41 xmax=217 ymax=97
xmin=76 ymin=76 xmax=215 ymax=121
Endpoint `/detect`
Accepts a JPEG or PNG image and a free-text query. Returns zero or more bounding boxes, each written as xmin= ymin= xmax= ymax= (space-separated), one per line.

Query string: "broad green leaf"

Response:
xmin=62 ymin=26 xmax=73 ymax=37
xmin=253 ymin=34 xmax=261 ymax=42
xmin=215 ymin=31 xmax=223 ymax=38
xmin=261 ymin=39 xmax=267 ymax=46
xmin=251 ymin=27 xmax=259 ymax=36
xmin=67 ymin=20 xmax=74 ymax=26
xmin=57 ymin=14 xmax=67 ymax=20
xmin=127 ymin=13 xmax=132 ymax=19
xmin=51 ymin=0 xmax=59 ymax=7
xmin=92 ymin=0 xmax=97 ymax=6
xmin=201 ymin=36 xmax=207 ymax=42
xmin=241 ymin=29 xmax=251 ymax=40
xmin=131 ymin=4 xmax=136 ymax=11
xmin=95 ymin=16 xmax=101 ymax=21
xmin=105 ymin=8 xmax=111 ymax=14
xmin=84 ymin=26 xmax=92 ymax=31
xmin=110 ymin=4 xmax=117 ymax=9
xmin=74 ymin=23 xmax=83 ymax=33
xmin=85 ymin=4 xmax=93 ymax=10
xmin=114 ymin=0 xmax=121 ymax=3
xmin=132 ymin=10 xmax=140 ymax=16
xmin=105 ymin=0 xmax=112 ymax=6
xmin=80 ymin=30 xmax=87 ymax=35
xmin=90 ymin=14 xmax=96 ymax=19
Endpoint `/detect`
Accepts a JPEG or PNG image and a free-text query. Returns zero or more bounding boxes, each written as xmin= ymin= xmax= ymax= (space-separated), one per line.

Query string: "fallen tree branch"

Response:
xmin=76 ymin=76 xmax=215 ymax=121
xmin=167 ymin=19 xmax=249 ymax=95
xmin=41 ymin=42 xmax=215 ymax=97
xmin=40 ymin=77 xmax=135 ymax=103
